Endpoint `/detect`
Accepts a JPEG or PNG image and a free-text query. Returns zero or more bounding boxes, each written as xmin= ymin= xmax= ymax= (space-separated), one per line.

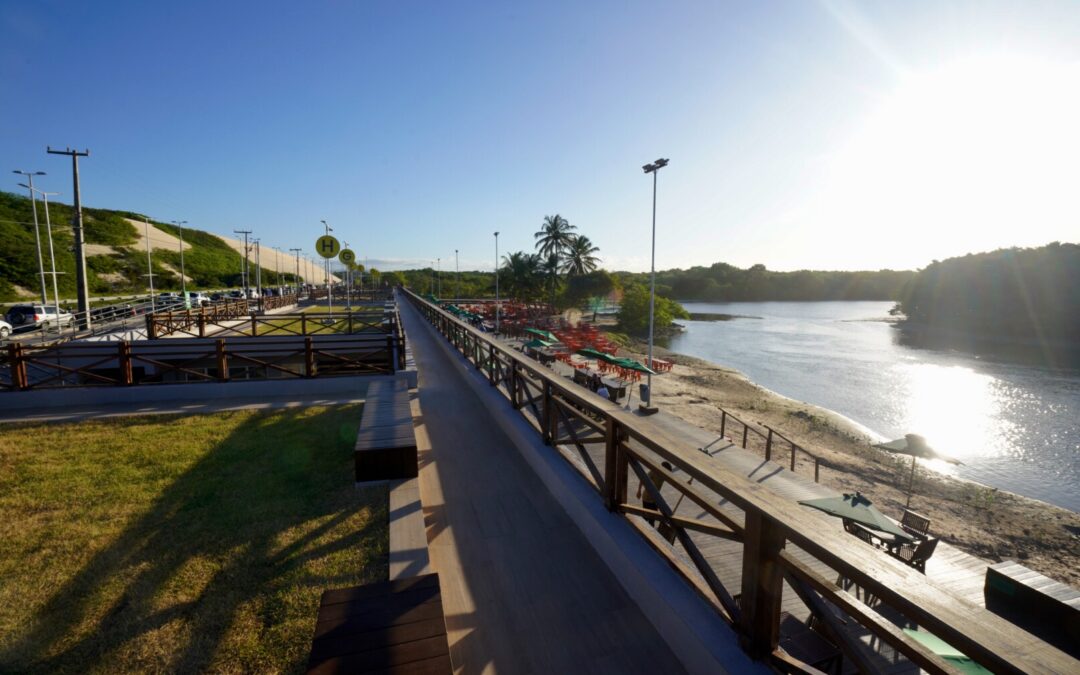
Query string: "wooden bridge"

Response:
xmin=401 ymin=287 xmax=1077 ymax=674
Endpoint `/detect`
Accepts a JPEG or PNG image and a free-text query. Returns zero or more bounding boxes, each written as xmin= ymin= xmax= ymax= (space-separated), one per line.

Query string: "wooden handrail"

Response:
xmin=403 ymin=288 xmax=1075 ymax=674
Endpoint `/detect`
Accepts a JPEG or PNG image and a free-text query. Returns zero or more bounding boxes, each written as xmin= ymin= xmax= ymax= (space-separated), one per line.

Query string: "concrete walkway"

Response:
xmin=398 ymin=297 xmax=687 ymax=674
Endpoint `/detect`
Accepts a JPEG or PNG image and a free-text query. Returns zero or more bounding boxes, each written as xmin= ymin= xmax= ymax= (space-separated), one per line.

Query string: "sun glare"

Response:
xmin=814 ymin=54 xmax=1080 ymax=266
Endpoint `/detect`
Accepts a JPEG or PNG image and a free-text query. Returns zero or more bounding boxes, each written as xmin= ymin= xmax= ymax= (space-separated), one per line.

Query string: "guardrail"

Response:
xmin=402 ymin=288 xmax=1074 ymax=674
xmin=720 ymin=409 xmax=825 ymax=483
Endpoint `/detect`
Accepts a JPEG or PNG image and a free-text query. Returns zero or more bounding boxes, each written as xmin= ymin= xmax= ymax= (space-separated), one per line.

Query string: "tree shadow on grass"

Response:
xmin=1 ymin=405 xmax=387 ymax=674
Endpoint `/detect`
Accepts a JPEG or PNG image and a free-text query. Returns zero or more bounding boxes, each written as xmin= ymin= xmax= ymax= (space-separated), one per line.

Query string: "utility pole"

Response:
xmin=455 ymin=249 xmax=460 ymax=299
xmin=343 ymin=241 xmax=352 ymax=311
xmin=494 ymin=231 xmax=500 ymax=334
xmin=290 ymin=248 xmax=302 ymax=288
xmin=47 ymin=147 xmax=91 ymax=328
xmin=12 ymin=171 xmax=47 ymax=304
xmin=171 ymin=220 xmax=187 ymax=303
xmin=437 ymin=257 xmax=442 ymax=297
xmin=234 ymin=229 xmax=252 ymax=297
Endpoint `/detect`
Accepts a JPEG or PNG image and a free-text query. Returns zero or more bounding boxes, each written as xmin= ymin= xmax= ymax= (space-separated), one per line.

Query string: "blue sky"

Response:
xmin=3 ymin=1 xmax=1078 ymax=272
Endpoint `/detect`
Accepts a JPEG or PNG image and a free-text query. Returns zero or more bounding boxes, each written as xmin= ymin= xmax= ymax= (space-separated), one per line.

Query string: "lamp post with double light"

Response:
xmin=640 ymin=157 xmax=669 ymax=413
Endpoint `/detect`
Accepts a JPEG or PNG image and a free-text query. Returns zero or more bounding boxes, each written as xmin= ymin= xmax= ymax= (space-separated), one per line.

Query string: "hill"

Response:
xmin=0 ymin=191 xmax=327 ymax=302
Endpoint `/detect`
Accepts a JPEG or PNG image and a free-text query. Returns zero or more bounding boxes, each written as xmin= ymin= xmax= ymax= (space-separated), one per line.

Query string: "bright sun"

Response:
xmin=814 ymin=54 xmax=1080 ymax=267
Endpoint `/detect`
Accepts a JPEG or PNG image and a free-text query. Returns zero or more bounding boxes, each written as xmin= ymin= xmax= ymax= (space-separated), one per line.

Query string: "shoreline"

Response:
xmin=604 ymin=327 xmax=1080 ymax=587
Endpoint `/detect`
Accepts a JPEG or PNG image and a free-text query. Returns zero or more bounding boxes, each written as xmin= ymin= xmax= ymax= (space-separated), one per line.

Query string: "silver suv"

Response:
xmin=5 ymin=304 xmax=75 ymax=331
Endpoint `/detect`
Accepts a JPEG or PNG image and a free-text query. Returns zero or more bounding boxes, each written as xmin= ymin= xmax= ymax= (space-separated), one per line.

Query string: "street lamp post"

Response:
xmin=13 ymin=170 xmax=48 ymax=305
xmin=171 ymin=220 xmax=187 ymax=304
xmin=641 ymin=157 xmax=669 ymax=413
xmin=494 ymin=231 xmax=500 ymax=334
xmin=20 ymin=183 xmax=64 ymax=323
xmin=455 ymin=249 xmax=460 ymax=299
xmin=437 ymin=257 xmax=441 ymax=297
xmin=289 ymin=248 xmax=302 ymax=289
xmin=144 ymin=218 xmax=157 ymax=312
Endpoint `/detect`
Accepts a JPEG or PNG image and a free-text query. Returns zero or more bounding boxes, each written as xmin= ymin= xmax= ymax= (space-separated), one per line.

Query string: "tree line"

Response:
xmin=897 ymin=242 xmax=1079 ymax=344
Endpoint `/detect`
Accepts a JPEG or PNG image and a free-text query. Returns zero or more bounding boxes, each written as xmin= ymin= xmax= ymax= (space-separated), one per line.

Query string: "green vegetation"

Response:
xmin=617 ymin=282 xmax=689 ymax=334
xmin=0 ymin=406 xmax=387 ymax=674
xmin=897 ymin=243 xmax=1080 ymax=344
xmin=0 ymin=192 xmax=298 ymax=302
xmin=617 ymin=263 xmax=914 ymax=302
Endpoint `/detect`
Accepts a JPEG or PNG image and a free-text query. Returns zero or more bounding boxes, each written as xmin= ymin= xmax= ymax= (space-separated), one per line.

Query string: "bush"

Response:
xmin=617 ymin=283 xmax=688 ymax=335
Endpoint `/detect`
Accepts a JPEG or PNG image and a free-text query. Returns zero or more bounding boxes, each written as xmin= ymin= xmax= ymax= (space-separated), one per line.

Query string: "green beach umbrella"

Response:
xmin=798 ymin=492 xmax=912 ymax=540
xmin=525 ymin=327 xmax=559 ymax=342
xmin=613 ymin=357 xmax=656 ymax=375
xmin=902 ymin=629 xmax=991 ymax=674
xmin=523 ymin=338 xmax=554 ymax=349
xmin=576 ymin=347 xmax=611 ymax=361
xmin=875 ymin=434 xmax=963 ymax=508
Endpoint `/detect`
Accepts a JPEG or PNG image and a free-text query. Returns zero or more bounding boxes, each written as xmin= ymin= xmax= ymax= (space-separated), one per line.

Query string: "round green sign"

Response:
xmin=315 ymin=235 xmax=340 ymax=259
xmin=339 ymin=248 xmax=356 ymax=265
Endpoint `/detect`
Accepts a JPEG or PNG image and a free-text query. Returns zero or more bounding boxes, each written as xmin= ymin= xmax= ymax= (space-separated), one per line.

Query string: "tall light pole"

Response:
xmin=431 ymin=261 xmax=435 ymax=295
xmin=254 ymin=238 xmax=262 ymax=299
xmin=494 ymin=231 xmax=500 ymax=334
xmin=47 ymin=147 xmax=91 ymax=329
xmin=343 ymin=241 xmax=352 ymax=311
xmin=19 ymin=183 xmax=63 ymax=318
xmin=144 ymin=218 xmax=157 ymax=311
xmin=321 ymin=220 xmax=333 ymax=314
xmin=234 ymin=229 xmax=252 ymax=296
xmin=13 ymin=170 xmax=48 ymax=305
xmin=455 ymin=249 xmax=460 ymax=299
xmin=171 ymin=220 xmax=188 ymax=302
xmin=437 ymin=257 xmax=442 ymax=297
xmin=641 ymin=157 xmax=669 ymax=412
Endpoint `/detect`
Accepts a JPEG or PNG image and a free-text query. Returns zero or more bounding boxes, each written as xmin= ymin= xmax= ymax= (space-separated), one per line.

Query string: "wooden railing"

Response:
xmin=403 ymin=288 xmax=1075 ymax=674
xmin=148 ymin=309 xmax=394 ymax=340
xmin=258 ymin=293 xmax=299 ymax=312
xmin=1 ymin=333 xmax=400 ymax=390
xmin=720 ymin=409 xmax=825 ymax=483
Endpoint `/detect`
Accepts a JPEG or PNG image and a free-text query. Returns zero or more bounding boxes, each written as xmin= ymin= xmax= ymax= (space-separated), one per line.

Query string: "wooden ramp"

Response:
xmin=400 ymin=300 xmax=688 ymax=674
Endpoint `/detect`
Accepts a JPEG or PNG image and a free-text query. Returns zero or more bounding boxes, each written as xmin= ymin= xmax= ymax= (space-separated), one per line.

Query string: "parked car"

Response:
xmin=5 ymin=304 xmax=75 ymax=331
xmin=188 ymin=291 xmax=211 ymax=307
xmin=209 ymin=292 xmax=225 ymax=302
xmin=91 ymin=303 xmax=135 ymax=322
xmin=228 ymin=290 xmax=245 ymax=299
xmin=0 ymin=319 xmax=12 ymax=339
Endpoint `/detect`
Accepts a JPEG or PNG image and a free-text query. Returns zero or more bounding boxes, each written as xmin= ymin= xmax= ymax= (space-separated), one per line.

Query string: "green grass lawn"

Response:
xmin=0 ymin=406 xmax=387 ymax=674
xmin=257 ymin=307 xmax=386 ymax=336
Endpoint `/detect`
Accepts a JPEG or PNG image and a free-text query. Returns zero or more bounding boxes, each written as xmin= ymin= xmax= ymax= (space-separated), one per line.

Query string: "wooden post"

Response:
xmin=720 ymin=409 xmax=727 ymax=439
xmin=542 ymin=381 xmax=553 ymax=444
xmin=603 ymin=417 xmax=619 ymax=510
xmin=118 ymin=341 xmax=133 ymax=385
xmin=510 ymin=363 xmax=521 ymax=409
xmin=216 ymin=339 xmax=229 ymax=381
xmin=198 ymin=314 xmax=206 ymax=338
xmin=146 ymin=313 xmax=156 ymax=339
xmin=742 ymin=424 xmax=749 ymax=449
xmin=348 ymin=314 xmax=354 ymax=334
xmin=386 ymin=335 xmax=395 ymax=372
xmin=304 ymin=336 xmax=315 ymax=377
xmin=790 ymin=443 xmax=797 ymax=472
xmin=814 ymin=459 xmax=820 ymax=483
xmin=739 ymin=511 xmax=785 ymax=660
xmin=8 ymin=344 xmax=28 ymax=390
xmin=488 ymin=344 xmax=497 ymax=385
xmin=765 ymin=428 xmax=773 ymax=461
xmin=251 ymin=314 xmax=258 ymax=336
xmin=301 ymin=314 xmax=307 ymax=335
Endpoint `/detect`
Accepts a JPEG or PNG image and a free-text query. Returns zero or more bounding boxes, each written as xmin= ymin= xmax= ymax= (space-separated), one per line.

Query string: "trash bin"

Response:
xmin=639 ymin=383 xmax=650 ymax=402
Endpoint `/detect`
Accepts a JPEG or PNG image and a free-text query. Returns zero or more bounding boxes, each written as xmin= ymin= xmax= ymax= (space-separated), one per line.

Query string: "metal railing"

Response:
xmin=403 ymin=288 xmax=1074 ymax=675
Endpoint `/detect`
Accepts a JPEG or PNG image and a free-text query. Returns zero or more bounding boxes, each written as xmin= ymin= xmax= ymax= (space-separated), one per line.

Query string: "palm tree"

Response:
xmin=541 ymin=252 xmax=560 ymax=308
xmin=501 ymin=251 xmax=542 ymax=301
xmin=561 ymin=235 xmax=601 ymax=276
xmin=534 ymin=214 xmax=577 ymax=260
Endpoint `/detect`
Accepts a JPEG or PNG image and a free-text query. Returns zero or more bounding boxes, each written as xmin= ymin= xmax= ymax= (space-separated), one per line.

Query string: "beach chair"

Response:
xmin=892 ymin=537 xmax=939 ymax=573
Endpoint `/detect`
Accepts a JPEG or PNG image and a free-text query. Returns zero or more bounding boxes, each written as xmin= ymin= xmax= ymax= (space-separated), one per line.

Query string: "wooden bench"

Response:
xmin=985 ymin=561 xmax=1080 ymax=658
xmin=355 ymin=378 xmax=417 ymax=482
xmin=307 ymin=574 xmax=451 ymax=674
xmin=900 ymin=508 xmax=931 ymax=538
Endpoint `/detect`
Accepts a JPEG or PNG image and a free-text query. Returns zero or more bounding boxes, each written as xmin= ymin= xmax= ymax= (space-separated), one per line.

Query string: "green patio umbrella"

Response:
xmin=902 ymin=629 xmax=991 ymax=674
xmin=798 ymin=492 xmax=912 ymax=540
xmin=613 ymin=357 xmax=656 ymax=375
xmin=523 ymin=338 xmax=554 ymax=349
xmin=875 ymin=434 xmax=963 ymax=508
xmin=525 ymin=327 xmax=559 ymax=342
xmin=576 ymin=347 xmax=612 ymax=361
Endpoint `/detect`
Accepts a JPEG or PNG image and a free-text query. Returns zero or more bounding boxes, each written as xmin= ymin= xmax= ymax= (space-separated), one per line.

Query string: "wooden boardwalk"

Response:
xmin=399 ymin=301 xmax=689 ymax=674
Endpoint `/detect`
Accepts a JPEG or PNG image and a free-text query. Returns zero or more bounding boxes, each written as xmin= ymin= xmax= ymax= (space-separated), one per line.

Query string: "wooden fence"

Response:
xmin=1 ymin=333 xmax=404 ymax=390
xmin=403 ymin=288 xmax=1074 ymax=674
xmin=148 ymin=309 xmax=393 ymax=340
xmin=720 ymin=409 xmax=826 ymax=483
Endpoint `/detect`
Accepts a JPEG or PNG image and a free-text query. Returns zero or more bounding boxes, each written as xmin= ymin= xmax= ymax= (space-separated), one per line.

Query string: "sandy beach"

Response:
xmin=605 ymin=327 xmax=1080 ymax=587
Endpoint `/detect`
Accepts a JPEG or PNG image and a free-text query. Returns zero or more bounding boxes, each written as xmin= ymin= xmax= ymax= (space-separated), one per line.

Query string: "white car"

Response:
xmin=188 ymin=291 xmax=211 ymax=307
xmin=5 ymin=304 xmax=74 ymax=331
xmin=0 ymin=319 xmax=12 ymax=339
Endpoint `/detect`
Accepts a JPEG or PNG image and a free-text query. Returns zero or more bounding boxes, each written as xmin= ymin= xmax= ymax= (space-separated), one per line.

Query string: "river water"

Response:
xmin=665 ymin=301 xmax=1080 ymax=513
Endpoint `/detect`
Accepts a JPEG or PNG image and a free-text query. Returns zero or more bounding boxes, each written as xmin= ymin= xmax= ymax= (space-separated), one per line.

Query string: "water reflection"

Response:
xmin=667 ymin=301 xmax=1080 ymax=512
